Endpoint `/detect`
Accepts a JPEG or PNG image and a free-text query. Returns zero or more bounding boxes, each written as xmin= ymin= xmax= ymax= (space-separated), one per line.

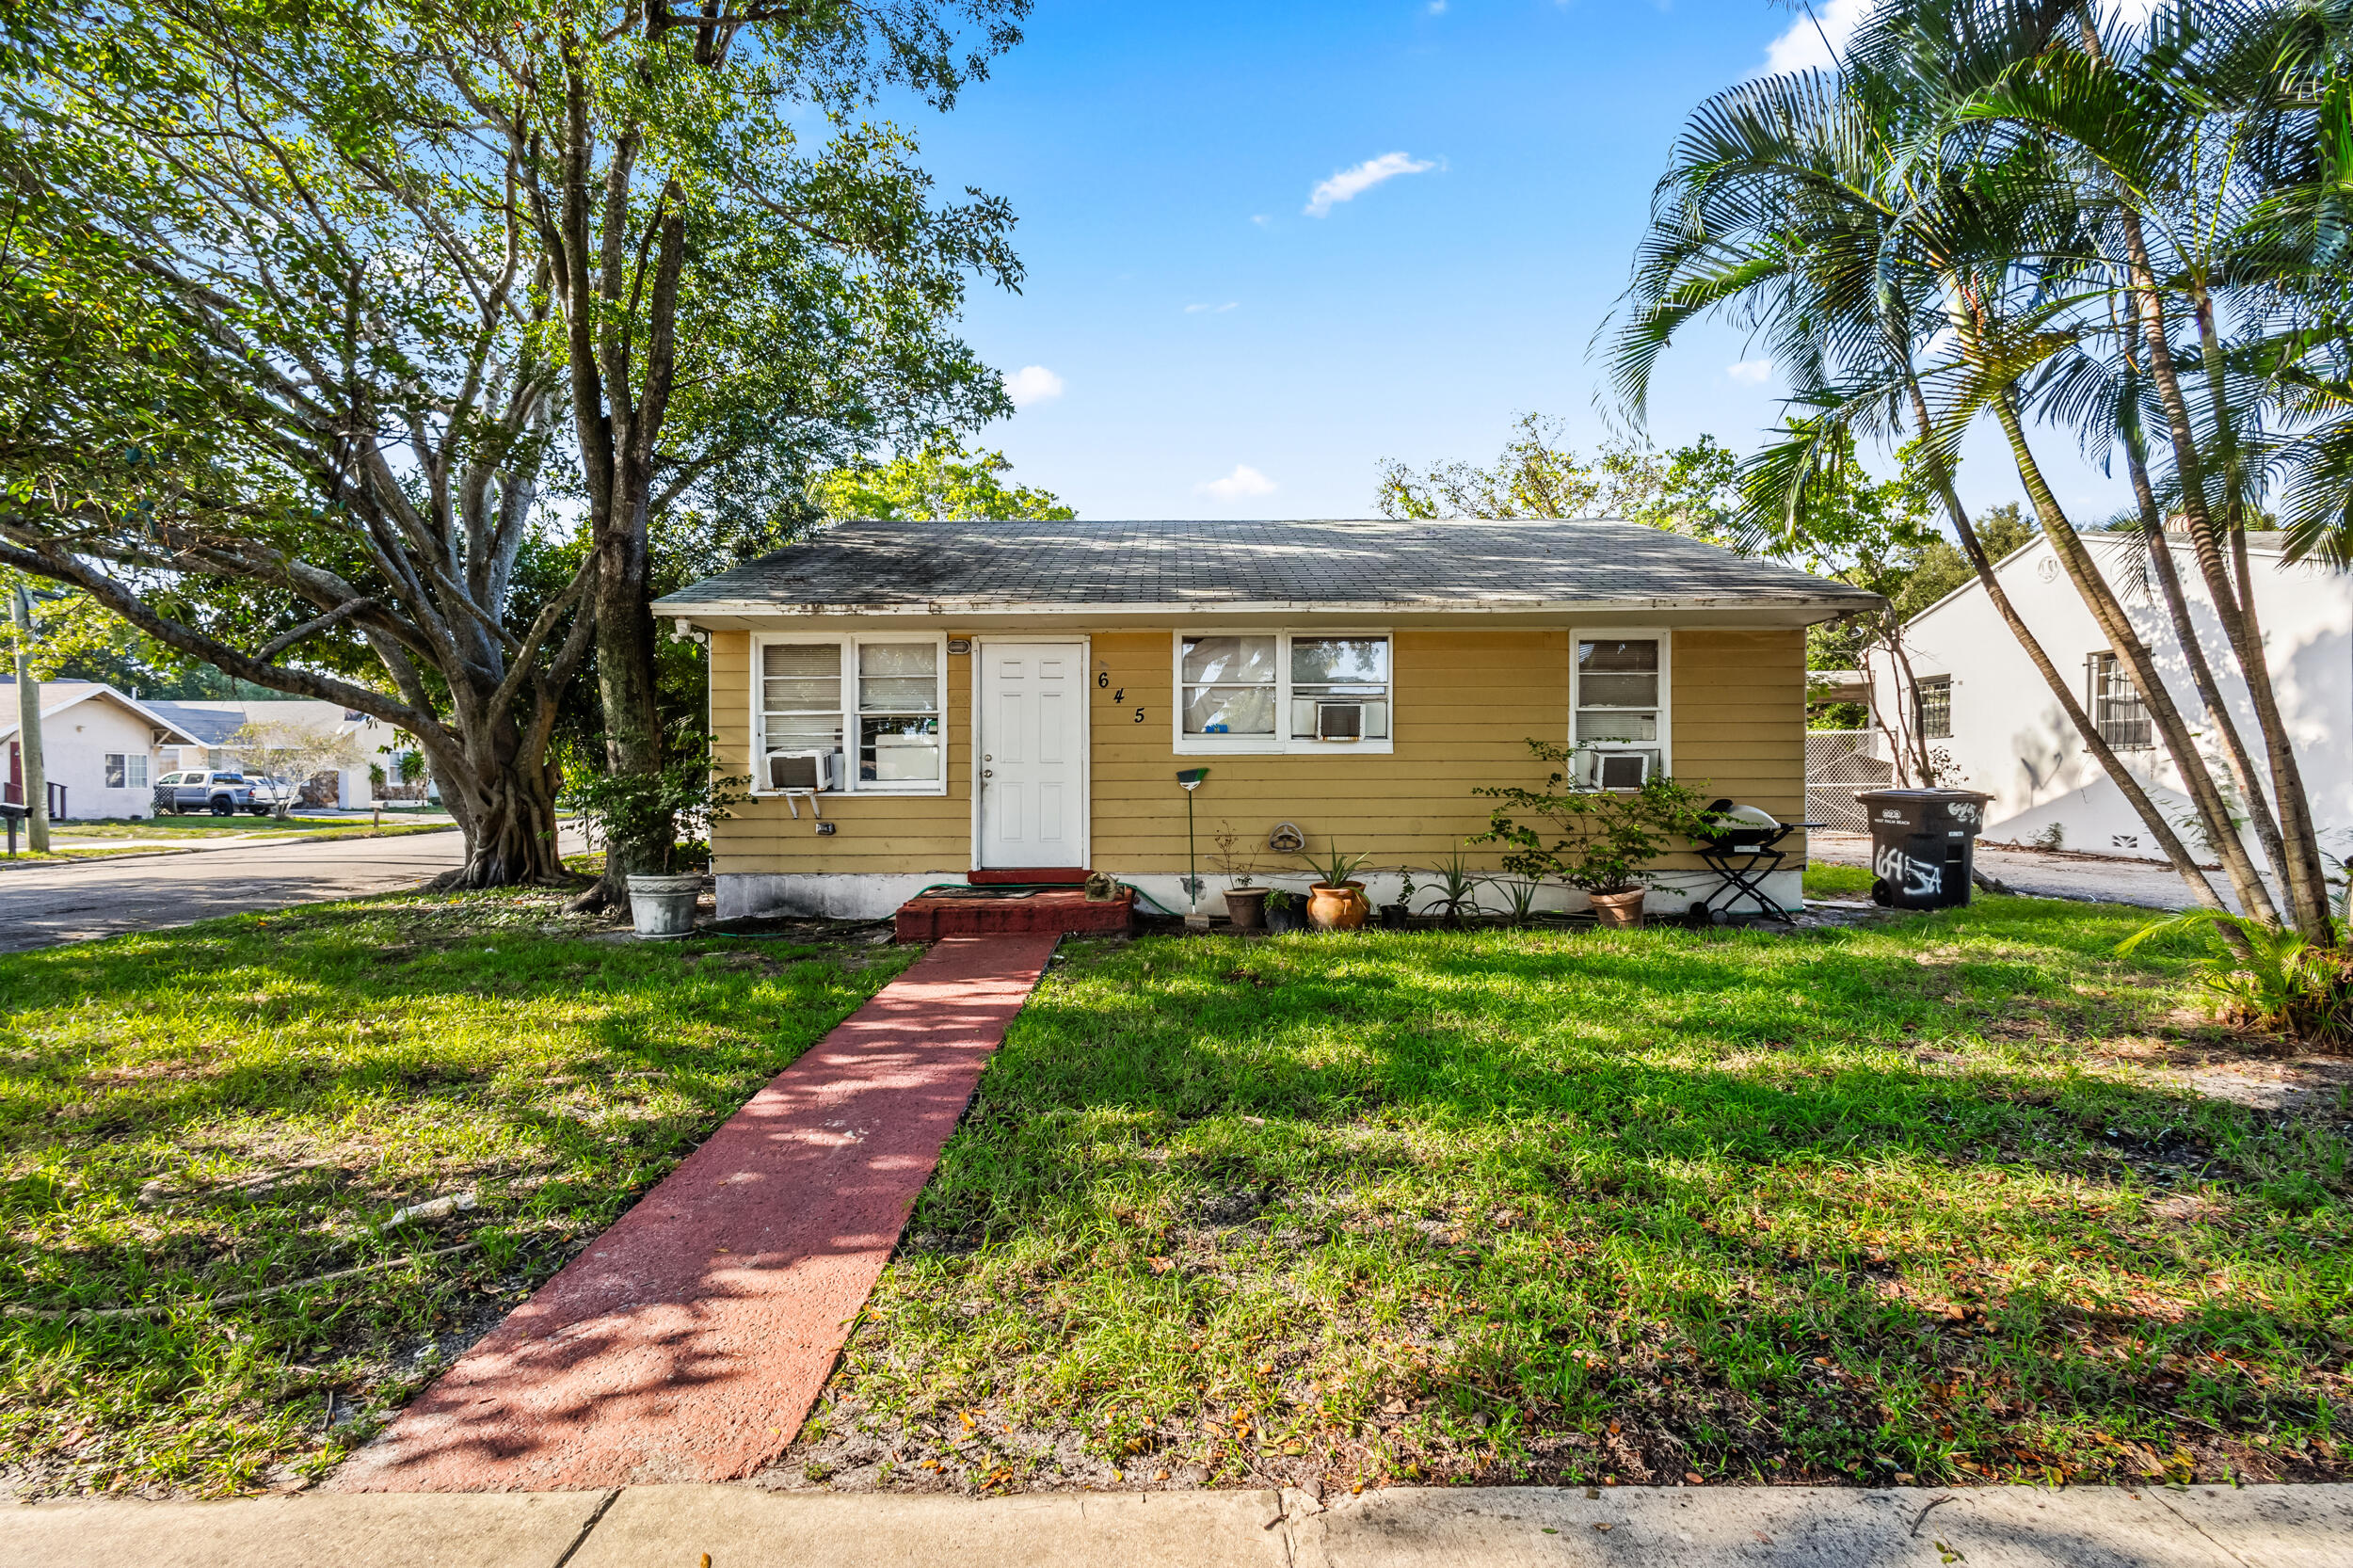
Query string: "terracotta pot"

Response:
xmin=1223 ymin=887 xmax=1269 ymax=931
xmin=1586 ymin=887 xmax=1646 ymax=929
xmin=1307 ymin=882 xmax=1369 ymax=932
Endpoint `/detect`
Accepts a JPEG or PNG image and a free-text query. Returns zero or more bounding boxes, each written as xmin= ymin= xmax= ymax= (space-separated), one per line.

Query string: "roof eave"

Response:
xmin=655 ymin=593 xmax=1885 ymax=618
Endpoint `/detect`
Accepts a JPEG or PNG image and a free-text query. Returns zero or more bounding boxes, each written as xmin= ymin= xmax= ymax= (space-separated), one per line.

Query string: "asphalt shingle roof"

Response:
xmin=655 ymin=519 xmax=1882 ymax=614
xmin=143 ymin=702 xmax=254 ymax=745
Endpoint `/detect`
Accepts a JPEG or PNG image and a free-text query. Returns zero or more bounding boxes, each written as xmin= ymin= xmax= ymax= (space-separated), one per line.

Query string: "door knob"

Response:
xmin=983 ymin=769 xmax=993 ymax=777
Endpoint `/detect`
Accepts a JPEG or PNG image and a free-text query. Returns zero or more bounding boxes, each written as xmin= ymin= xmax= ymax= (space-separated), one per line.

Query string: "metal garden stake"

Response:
xmin=1176 ymin=767 xmax=1209 ymax=921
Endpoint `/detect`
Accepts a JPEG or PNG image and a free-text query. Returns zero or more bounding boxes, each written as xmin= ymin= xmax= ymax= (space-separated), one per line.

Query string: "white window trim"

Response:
xmin=748 ymin=631 xmax=951 ymax=797
xmin=1570 ymin=627 xmax=1673 ymax=786
xmin=1170 ymin=629 xmax=1397 ymax=756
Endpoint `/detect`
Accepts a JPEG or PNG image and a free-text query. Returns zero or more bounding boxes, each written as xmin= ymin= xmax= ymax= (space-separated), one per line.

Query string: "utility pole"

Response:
xmin=11 ymin=584 xmax=48 ymax=852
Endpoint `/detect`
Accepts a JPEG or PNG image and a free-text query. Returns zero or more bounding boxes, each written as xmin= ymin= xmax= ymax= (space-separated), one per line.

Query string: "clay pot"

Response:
xmin=1223 ymin=887 xmax=1269 ymax=931
xmin=1586 ymin=887 xmax=1646 ymax=929
xmin=1307 ymin=882 xmax=1369 ymax=932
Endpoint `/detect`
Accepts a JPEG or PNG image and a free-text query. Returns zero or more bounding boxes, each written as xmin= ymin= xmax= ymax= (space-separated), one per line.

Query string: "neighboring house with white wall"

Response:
xmin=144 ymin=698 xmax=426 ymax=808
xmin=1865 ymin=532 xmax=2352 ymax=868
xmin=0 ymin=680 xmax=201 ymax=819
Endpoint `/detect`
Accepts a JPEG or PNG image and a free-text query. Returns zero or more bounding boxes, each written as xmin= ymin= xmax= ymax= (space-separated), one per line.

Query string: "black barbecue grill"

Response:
xmin=1689 ymin=799 xmax=1821 ymax=923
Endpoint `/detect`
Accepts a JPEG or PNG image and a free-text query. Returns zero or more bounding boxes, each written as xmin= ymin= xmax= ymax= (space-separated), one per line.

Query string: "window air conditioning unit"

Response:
xmin=1315 ymin=701 xmax=1365 ymax=741
xmin=1594 ymin=752 xmax=1651 ymax=790
xmin=765 ymin=750 xmax=837 ymax=792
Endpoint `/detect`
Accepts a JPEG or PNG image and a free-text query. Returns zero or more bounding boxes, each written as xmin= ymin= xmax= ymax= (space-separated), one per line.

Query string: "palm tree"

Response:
xmin=1929 ymin=0 xmax=2340 ymax=937
xmin=1604 ymin=56 xmax=2256 ymax=917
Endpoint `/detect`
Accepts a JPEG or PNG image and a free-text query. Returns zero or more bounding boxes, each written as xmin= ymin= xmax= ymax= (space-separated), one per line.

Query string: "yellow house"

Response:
xmin=653 ymin=518 xmax=1881 ymax=922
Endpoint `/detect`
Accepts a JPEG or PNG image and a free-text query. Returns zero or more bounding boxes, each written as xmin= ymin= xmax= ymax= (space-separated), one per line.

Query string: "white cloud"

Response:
xmin=1427 ymin=1 xmax=1447 ymax=12
xmin=1305 ymin=152 xmax=1438 ymax=217
xmin=1002 ymin=364 xmax=1064 ymax=407
xmin=1765 ymin=0 xmax=2158 ymax=73
xmin=1726 ymin=359 xmax=1774 ymax=385
xmin=1185 ymin=301 xmax=1239 ymax=313
xmin=1198 ymin=464 xmax=1277 ymax=501
xmin=1250 ymin=214 xmax=1272 ymax=227
xmin=1762 ymin=0 xmax=1871 ymax=72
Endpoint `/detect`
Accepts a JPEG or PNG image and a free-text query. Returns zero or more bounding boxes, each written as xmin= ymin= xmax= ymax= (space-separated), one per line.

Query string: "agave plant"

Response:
xmin=1496 ymin=876 xmax=1545 ymax=925
xmin=1302 ymin=841 xmax=1374 ymax=890
xmin=1422 ymin=843 xmax=1482 ymax=925
xmin=2118 ymin=910 xmax=2352 ymax=1045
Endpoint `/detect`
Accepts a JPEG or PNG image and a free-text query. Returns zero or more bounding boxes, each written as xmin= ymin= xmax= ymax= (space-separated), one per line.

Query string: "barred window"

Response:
xmin=2089 ymin=652 xmax=2153 ymax=749
xmin=1913 ymin=675 xmax=1952 ymax=741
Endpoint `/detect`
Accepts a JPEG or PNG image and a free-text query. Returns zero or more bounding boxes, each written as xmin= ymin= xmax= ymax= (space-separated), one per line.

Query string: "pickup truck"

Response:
xmin=152 ymin=770 xmax=298 ymax=817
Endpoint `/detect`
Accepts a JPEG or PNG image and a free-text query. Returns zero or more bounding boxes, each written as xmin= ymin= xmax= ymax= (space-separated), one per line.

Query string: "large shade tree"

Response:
xmin=0 ymin=0 xmax=1022 ymax=888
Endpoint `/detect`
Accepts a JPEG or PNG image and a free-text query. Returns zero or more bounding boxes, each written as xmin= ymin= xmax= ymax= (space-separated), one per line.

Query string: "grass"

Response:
xmin=0 ymin=845 xmax=177 ymax=868
xmin=790 ymin=896 xmax=2351 ymax=1496
xmin=0 ymin=888 xmax=912 ymax=1497
xmin=1802 ymin=863 xmax=1876 ymax=898
xmin=50 ymin=814 xmax=457 ymax=842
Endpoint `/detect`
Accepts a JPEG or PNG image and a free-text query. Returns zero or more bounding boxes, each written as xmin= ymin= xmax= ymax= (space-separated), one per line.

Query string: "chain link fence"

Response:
xmin=1806 ymin=729 xmax=1894 ymax=832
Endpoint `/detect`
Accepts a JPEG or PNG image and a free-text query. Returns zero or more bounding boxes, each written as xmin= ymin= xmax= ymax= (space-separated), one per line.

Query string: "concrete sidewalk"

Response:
xmin=8 ymin=1481 xmax=2346 ymax=1567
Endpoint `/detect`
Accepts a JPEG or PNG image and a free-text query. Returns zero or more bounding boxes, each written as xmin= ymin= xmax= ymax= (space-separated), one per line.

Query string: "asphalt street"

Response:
xmin=0 ymin=828 xmax=579 ymax=952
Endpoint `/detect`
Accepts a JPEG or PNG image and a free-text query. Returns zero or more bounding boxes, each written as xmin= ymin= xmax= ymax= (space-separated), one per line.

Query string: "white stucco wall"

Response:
xmin=7 ymin=692 xmax=167 ymax=820
xmin=1866 ymin=535 xmax=2353 ymax=867
xmin=161 ymin=700 xmax=418 ymax=808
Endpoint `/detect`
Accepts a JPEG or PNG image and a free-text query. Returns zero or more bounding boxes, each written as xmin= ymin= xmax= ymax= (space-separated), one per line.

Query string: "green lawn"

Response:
xmin=1802 ymin=862 xmax=1876 ymax=898
xmin=50 ymin=814 xmax=457 ymax=842
xmin=790 ymin=898 xmax=2349 ymax=1496
xmin=0 ymin=890 xmax=912 ymax=1497
xmin=0 ymin=844 xmax=177 ymax=869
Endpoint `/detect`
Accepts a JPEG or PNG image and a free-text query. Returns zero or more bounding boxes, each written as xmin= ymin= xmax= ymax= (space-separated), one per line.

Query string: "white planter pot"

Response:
xmin=626 ymin=873 xmax=704 ymax=939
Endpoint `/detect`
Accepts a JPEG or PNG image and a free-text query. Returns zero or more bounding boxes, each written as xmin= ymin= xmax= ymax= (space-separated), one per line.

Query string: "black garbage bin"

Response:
xmin=1855 ymin=789 xmax=1993 ymax=909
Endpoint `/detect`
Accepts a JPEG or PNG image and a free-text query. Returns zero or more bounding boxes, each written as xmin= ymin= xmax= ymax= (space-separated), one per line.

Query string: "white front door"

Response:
xmin=977 ymin=642 xmax=1086 ymax=869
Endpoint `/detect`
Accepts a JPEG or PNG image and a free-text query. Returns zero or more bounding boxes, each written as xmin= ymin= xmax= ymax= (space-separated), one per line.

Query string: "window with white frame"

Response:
xmin=1176 ymin=632 xmax=1390 ymax=753
xmin=856 ymin=641 xmax=942 ymax=785
xmin=757 ymin=636 xmax=945 ymax=792
xmin=1572 ymin=634 xmax=1666 ymax=788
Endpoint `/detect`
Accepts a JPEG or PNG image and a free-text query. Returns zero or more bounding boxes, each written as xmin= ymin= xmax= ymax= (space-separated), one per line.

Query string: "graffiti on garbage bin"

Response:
xmin=1947 ymin=799 xmax=1981 ymax=824
xmin=1874 ymin=842 xmax=1943 ymax=900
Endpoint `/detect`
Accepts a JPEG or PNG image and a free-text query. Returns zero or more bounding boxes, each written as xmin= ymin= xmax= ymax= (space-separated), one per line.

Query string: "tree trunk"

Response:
xmin=2114 ymin=209 xmax=2334 ymax=938
xmin=1897 ymin=376 xmax=2229 ymax=910
xmin=1989 ymin=386 xmax=2281 ymax=923
xmin=2119 ymin=425 xmax=2291 ymax=891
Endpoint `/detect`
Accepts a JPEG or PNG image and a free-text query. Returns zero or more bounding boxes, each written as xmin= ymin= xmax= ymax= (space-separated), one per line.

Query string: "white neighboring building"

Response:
xmin=0 ymin=681 xmax=201 ymax=820
xmin=1865 ymin=532 xmax=2352 ymax=866
xmin=144 ymin=698 xmax=427 ymax=808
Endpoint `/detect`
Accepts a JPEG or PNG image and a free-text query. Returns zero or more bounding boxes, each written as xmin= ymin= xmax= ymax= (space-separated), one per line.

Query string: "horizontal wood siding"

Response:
xmin=1667 ymin=628 xmax=1809 ymax=865
xmin=708 ymin=624 xmax=1809 ymax=875
xmin=709 ymin=629 xmax=974 ymax=872
xmin=1087 ymin=628 xmax=1566 ymax=871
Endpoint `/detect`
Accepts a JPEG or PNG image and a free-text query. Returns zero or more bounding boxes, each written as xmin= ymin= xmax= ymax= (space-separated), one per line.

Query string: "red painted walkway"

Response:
xmin=332 ymin=936 xmax=1060 ymax=1493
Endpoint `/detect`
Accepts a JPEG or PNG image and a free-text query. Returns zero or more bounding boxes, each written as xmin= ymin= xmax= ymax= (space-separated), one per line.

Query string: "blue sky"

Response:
xmin=893 ymin=0 xmax=2123 ymax=525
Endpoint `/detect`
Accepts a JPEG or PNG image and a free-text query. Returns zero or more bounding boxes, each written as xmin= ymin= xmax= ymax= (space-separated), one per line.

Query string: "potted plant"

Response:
xmin=564 ymin=737 xmax=746 ymax=939
xmin=1299 ymin=842 xmax=1374 ymax=932
xmin=1473 ymin=740 xmax=1717 ymax=929
xmin=1212 ymin=824 xmax=1269 ymax=932
xmin=1380 ymin=868 xmax=1418 ymax=929
xmin=1264 ymin=888 xmax=1306 ymax=934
